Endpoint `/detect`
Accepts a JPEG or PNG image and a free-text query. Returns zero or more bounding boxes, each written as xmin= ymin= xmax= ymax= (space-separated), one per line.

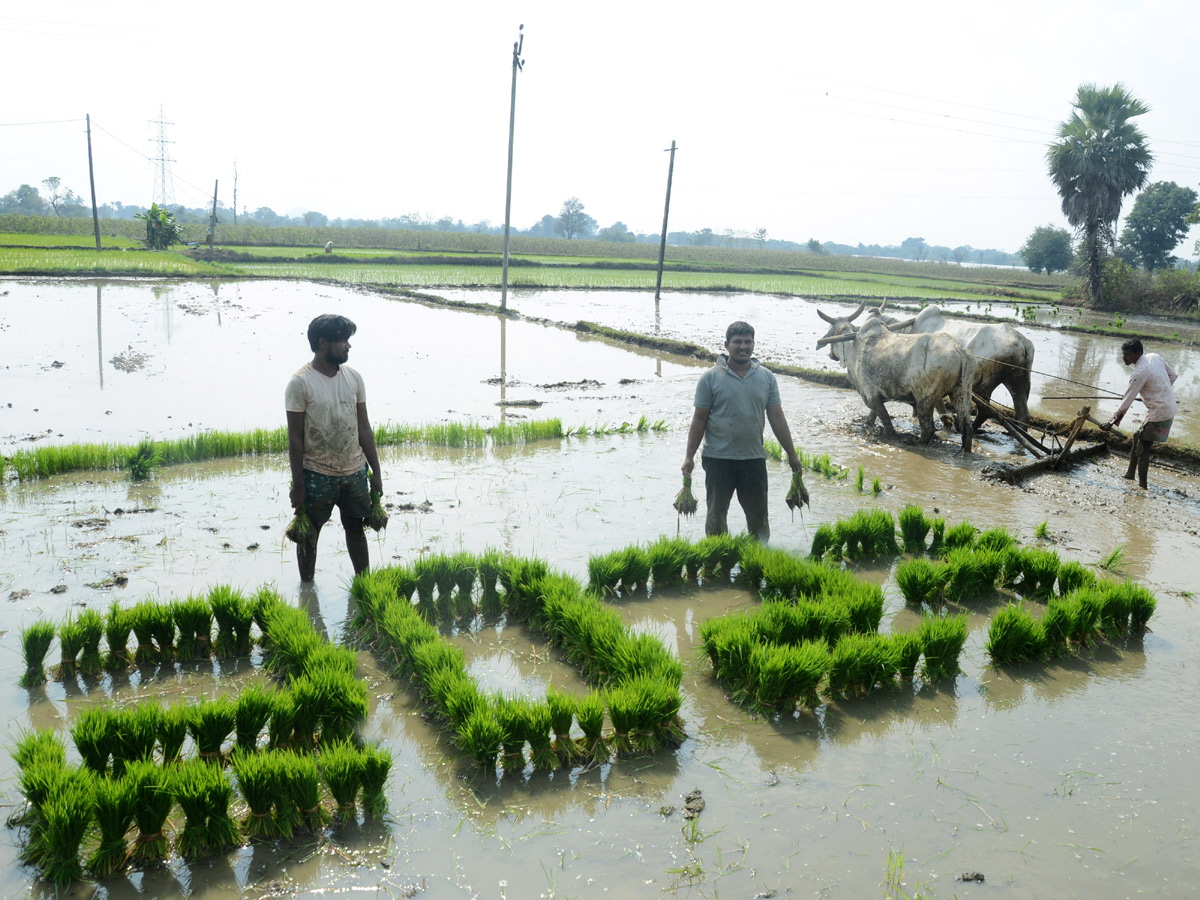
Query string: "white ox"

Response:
xmin=889 ymin=305 xmax=1034 ymax=427
xmin=817 ymin=308 xmax=974 ymax=453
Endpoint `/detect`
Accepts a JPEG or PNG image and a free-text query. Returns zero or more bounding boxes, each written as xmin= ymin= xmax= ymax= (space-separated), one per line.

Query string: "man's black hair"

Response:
xmin=307 ymin=314 xmax=357 ymax=352
xmin=726 ymin=321 xmax=755 ymax=342
xmin=1121 ymin=338 xmax=1144 ymax=357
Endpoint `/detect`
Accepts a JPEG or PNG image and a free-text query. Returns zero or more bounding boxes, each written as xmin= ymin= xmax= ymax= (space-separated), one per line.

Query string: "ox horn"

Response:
xmin=817 ymin=308 xmax=835 ymax=324
xmin=847 ymin=301 xmax=866 ymax=322
xmin=815 ymin=332 xmax=858 ymax=348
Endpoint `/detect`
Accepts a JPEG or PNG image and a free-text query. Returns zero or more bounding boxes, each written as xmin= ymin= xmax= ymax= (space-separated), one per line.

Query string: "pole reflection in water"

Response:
xmin=95 ymin=283 xmax=104 ymax=389
xmin=654 ymin=296 xmax=662 ymax=378
xmin=498 ymin=315 xmax=508 ymax=423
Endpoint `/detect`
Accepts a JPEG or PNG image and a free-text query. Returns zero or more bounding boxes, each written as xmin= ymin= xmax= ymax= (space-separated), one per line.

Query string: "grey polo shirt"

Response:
xmin=694 ymin=355 xmax=781 ymax=460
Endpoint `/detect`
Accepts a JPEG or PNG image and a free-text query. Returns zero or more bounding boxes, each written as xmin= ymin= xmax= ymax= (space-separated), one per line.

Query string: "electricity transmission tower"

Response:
xmin=150 ymin=105 xmax=176 ymax=208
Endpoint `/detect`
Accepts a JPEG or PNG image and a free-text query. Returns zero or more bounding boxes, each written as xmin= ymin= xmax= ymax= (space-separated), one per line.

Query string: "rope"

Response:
xmin=969 ymin=353 xmax=1124 ymax=397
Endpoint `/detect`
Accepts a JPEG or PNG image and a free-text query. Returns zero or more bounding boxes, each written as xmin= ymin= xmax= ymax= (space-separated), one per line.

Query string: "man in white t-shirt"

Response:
xmin=1103 ymin=338 xmax=1178 ymax=490
xmin=284 ymin=314 xmax=384 ymax=580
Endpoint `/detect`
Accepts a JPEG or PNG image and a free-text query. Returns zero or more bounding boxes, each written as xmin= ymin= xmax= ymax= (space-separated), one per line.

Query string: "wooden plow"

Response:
xmin=979 ymin=398 xmax=1110 ymax=485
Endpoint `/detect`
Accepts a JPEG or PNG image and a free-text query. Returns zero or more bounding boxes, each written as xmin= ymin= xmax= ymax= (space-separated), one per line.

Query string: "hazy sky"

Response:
xmin=5 ymin=0 xmax=1199 ymax=255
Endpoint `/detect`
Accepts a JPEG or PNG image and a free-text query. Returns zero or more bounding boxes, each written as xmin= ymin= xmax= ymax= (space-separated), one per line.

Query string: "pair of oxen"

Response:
xmin=815 ymin=302 xmax=1035 ymax=454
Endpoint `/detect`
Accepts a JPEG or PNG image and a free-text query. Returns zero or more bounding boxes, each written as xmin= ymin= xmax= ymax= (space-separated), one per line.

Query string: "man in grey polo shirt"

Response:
xmin=682 ymin=320 xmax=802 ymax=542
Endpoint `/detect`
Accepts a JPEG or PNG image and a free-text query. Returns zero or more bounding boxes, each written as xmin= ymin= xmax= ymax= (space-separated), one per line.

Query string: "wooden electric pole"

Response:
xmin=86 ymin=114 xmax=101 ymax=251
xmin=500 ymin=24 xmax=525 ymax=313
xmin=205 ymin=180 xmax=219 ymax=248
xmin=655 ymin=140 xmax=677 ymax=301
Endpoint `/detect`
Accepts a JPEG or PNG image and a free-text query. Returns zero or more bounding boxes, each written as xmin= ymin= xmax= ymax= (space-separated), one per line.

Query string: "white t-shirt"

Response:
xmin=1117 ymin=352 xmax=1178 ymax=423
xmin=284 ymin=363 xmax=367 ymax=476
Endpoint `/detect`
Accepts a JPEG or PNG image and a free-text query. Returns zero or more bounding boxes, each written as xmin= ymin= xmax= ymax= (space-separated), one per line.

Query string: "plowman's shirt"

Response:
xmin=1117 ymin=352 xmax=1178 ymax=422
xmin=284 ymin=363 xmax=367 ymax=476
xmin=694 ymin=354 xmax=781 ymax=460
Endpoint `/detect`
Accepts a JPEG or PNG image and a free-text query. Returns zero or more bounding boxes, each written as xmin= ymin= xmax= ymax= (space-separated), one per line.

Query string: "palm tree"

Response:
xmin=1046 ymin=83 xmax=1153 ymax=307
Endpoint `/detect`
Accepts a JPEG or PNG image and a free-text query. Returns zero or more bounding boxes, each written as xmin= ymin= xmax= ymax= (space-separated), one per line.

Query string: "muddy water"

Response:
xmin=1 ymin=280 xmax=1200 ymax=899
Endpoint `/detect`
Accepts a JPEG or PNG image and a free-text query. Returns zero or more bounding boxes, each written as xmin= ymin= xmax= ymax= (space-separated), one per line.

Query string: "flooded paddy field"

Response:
xmin=1 ymin=279 xmax=1199 ymax=899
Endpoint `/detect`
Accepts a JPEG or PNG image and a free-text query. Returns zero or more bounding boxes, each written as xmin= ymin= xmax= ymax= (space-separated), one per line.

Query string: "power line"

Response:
xmin=0 ymin=117 xmax=85 ymax=127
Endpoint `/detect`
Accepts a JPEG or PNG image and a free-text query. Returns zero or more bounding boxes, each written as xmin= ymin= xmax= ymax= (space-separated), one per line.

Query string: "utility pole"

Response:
xmin=86 ymin=113 xmax=101 ymax=251
xmin=205 ymin=180 xmax=219 ymax=249
xmin=655 ymin=140 xmax=677 ymax=301
xmin=500 ymin=24 xmax=525 ymax=313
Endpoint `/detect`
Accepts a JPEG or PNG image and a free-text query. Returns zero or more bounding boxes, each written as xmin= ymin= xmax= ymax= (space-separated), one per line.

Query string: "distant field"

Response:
xmin=0 ymin=247 xmax=230 ymax=276
xmin=0 ymin=232 xmax=140 ymax=249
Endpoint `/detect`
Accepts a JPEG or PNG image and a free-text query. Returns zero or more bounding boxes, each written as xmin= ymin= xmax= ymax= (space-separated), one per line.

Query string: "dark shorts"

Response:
xmin=1139 ymin=418 xmax=1173 ymax=443
xmin=701 ymin=456 xmax=770 ymax=542
xmin=303 ymin=466 xmax=371 ymax=527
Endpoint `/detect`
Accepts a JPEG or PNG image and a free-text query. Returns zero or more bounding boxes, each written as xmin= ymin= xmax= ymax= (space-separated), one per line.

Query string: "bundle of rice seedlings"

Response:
xmin=940 ymin=521 xmax=978 ymax=555
xmin=575 ymin=691 xmax=609 ymax=764
xmin=87 ymin=773 xmax=136 ymax=877
xmin=321 ymin=739 xmax=363 ymax=818
xmin=698 ymin=615 xmax=752 ymax=689
xmin=902 ymin=556 xmax=945 ymax=607
xmin=38 ymin=774 xmax=95 ymax=886
xmin=289 ymin=679 xmax=321 ymax=750
xmin=116 ymin=704 xmax=161 ymax=775
xmin=815 ymin=600 xmax=853 ymax=647
xmin=103 ymin=602 xmax=133 ymax=672
xmin=784 ymin=469 xmax=810 ymax=514
xmin=130 ymin=600 xmax=159 ymax=666
xmin=1040 ymin=599 xmax=1071 ymax=657
xmin=127 ymin=440 xmax=160 ymax=481
xmin=673 ymin=474 xmax=698 ymax=517
xmin=840 ymin=582 xmax=886 ymax=634
xmin=808 ymin=523 xmax=839 ymax=560
xmin=127 ymin=758 xmax=173 ymax=864
xmin=76 ymin=609 xmax=105 ymax=676
xmin=523 ymin=701 xmax=559 ymax=771
xmin=855 ymin=465 xmax=865 ymax=491
xmin=426 ymin=553 xmax=456 ymax=604
xmin=736 ymin=540 xmax=770 ymax=590
xmin=232 ymin=749 xmax=280 ymax=840
xmin=1056 ymin=560 xmax=1097 ymax=596
xmin=268 ymin=690 xmax=296 ymax=750
xmin=1126 ymin=583 xmax=1158 ymax=634
xmin=450 ymin=551 xmax=478 ymax=596
xmin=694 ymin=533 xmax=742 ymax=580
xmin=886 ymin=631 xmax=924 ymax=680
xmin=158 ymin=703 xmax=190 ymax=764
xmin=986 ymin=604 xmax=1044 ymax=664
xmin=261 ymin=610 xmax=321 ymax=677
xmin=898 ymin=505 xmax=931 ymax=555
xmin=425 ymin=667 xmax=485 ymax=725
xmin=189 ymin=698 xmax=235 ymax=762
xmin=618 ymin=546 xmax=651 ymax=594
xmin=601 ymin=684 xmax=637 ymax=756
xmin=828 ymin=634 xmax=897 ymax=699
xmin=14 ymin=729 xmax=67 ymax=771
xmin=456 ymin=708 xmax=504 ymax=771
xmin=621 ymin=675 xmax=684 ymax=752
xmin=918 ymin=613 xmax=969 ymax=681
xmin=477 ymin=549 xmax=505 ymax=616
xmin=412 ymin=556 xmax=438 ymax=605
xmin=545 ymin=687 xmax=580 ymax=765
xmin=283 ymin=750 xmax=329 ymax=833
xmin=172 ymin=595 xmax=212 ymax=660
xmin=646 ymin=537 xmax=691 ymax=589
xmin=172 ymin=759 xmax=215 ymax=858
xmin=19 ymin=621 xmax=56 ymax=687
xmin=976 ymin=527 xmax=1016 ymax=554
xmin=833 ymin=516 xmax=866 ymax=561
xmin=235 ymin=685 xmax=275 ymax=753
xmin=312 ymin=668 xmax=370 ymax=746
xmin=365 ymin=489 xmax=389 ymax=532
xmin=610 ymin=632 xmax=683 ymax=688
xmin=71 ymin=707 xmax=113 ymax=775
xmin=57 ymin=614 xmax=85 ymax=678
xmin=863 ymin=508 xmax=898 ymax=557
xmin=871 ymin=476 xmax=883 ymax=496
xmin=587 ymin=548 xmax=626 ymax=595
xmin=1020 ymin=548 xmax=1061 ymax=601
xmin=493 ymin=697 xmax=530 ymax=773
xmin=926 ymin=517 xmax=947 ymax=557
xmin=498 ymin=556 xmax=551 ymax=619
xmin=1095 ymin=582 xmax=1141 ymax=637
xmin=760 ymin=601 xmax=823 ymax=645
xmin=285 ymin=506 xmax=317 ymax=549
xmin=359 ymin=744 xmax=392 ymax=818
xmin=253 ymin=586 xmax=286 ymax=637
xmin=17 ymin=758 xmax=64 ymax=841
xmin=942 ymin=547 xmax=999 ymax=604
xmin=147 ymin=601 xmax=177 ymax=662
xmin=208 ymin=584 xmax=247 ymax=658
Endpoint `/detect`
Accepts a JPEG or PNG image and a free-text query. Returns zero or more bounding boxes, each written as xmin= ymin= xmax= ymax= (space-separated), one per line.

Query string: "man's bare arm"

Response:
xmin=766 ymin=405 xmax=801 ymax=472
xmin=287 ymin=410 xmax=306 ymax=509
xmin=682 ymin=408 xmax=710 ymax=477
xmin=357 ymin=402 xmax=384 ymax=495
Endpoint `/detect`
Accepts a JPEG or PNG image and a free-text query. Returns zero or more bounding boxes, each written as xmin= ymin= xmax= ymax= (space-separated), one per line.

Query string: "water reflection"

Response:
xmin=96 ymin=283 xmax=104 ymax=389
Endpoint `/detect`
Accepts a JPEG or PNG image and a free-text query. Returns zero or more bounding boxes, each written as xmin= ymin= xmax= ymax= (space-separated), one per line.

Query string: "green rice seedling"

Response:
xmin=426 ymin=667 xmax=486 ymax=724
xmin=19 ymin=621 xmax=56 ymax=687
xmin=1040 ymin=599 xmax=1071 ymax=657
xmin=349 ymin=570 xmax=398 ymax=632
xmin=1020 ymin=548 xmax=1061 ymax=601
xmin=208 ymin=584 xmax=247 ymax=658
xmin=232 ymin=749 xmax=281 ymax=840
xmin=203 ymin=759 xmax=240 ymax=853
xmin=283 ymin=749 xmax=329 ymax=832
xmin=1094 ymin=582 xmax=1133 ymax=636
xmin=57 ymin=614 xmax=85 ymax=678
xmin=863 ymin=508 xmax=899 ymax=558
xmin=601 ymin=684 xmax=637 ymax=756
xmin=785 ymin=469 xmax=810 ymax=513
xmin=698 ymin=614 xmax=753 ymax=689
xmin=927 ymin=517 xmax=946 ymax=557
xmin=575 ymin=691 xmax=609 ymax=764
xmin=587 ymin=548 xmax=626 ymax=595
xmin=71 ymin=707 xmax=113 ymax=775
xmin=736 ymin=540 xmax=770 ymax=590
xmin=809 ymin=522 xmax=840 ymax=560
xmin=1124 ymin=582 xmax=1157 ymax=633
xmin=827 ymin=634 xmax=898 ymax=699
xmin=14 ymin=729 xmax=67 ymax=771
xmin=235 ymin=685 xmax=275 ymax=753
xmin=493 ymin=697 xmax=530 ymax=773
xmin=17 ymin=758 xmax=64 ymax=842
xmin=763 ymin=439 xmax=783 ymax=461
xmin=129 ymin=600 xmax=159 ymax=666
xmin=759 ymin=600 xmax=823 ymax=645
xmin=942 ymin=547 xmax=1000 ymax=604
xmin=833 ymin=515 xmax=866 ymax=561
xmin=87 ymin=772 xmax=136 ymax=877
xmin=189 ymin=698 xmax=236 ymax=762
xmin=289 ymin=679 xmax=321 ymax=749
xmin=895 ymin=558 xmax=945 ymax=606
xmin=986 ymin=604 xmax=1045 ymax=664
xmin=855 ymin=465 xmax=865 ymax=492
xmin=252 ymin=585 xmax=286 ymax=636
xmin=919 ymin=613 xmax=969 ymax=681
xmin=146 ymin=600 xmax=177 ymax=662
xmin=451 ymin=550 xmax=477 ymax=594
xmin=976 ymin=527 xmax=1016 ymax=554
xmin=611 ymin=632 xmax=683 ymax=685
xmin=268 ymin=690 xmax=296 ymax=751
xmin=285 ymin=505 xmax=317 ymax=550
xmin=127 ymin=440 xmax=160 ymax=481
xmin=886 ymin=631 xmax=924 ymax=680
xmin=261 ymin=609 xmax=322 ymax=677
xmin=37 ymin=774 xmax=95 ymax=886
xmin=783 ymin=640 xmax=829 ymax=709
xmin=76 ymin=609 xmax=105 ymax=676
xmin=545 ymin=687 xmax=579 ymax=765
xmin=840 ymin=582 xmax=886 ymax=634
xmin=618 ymin=546 xmax=652 ymax=594
xmin=870 ymin=476 xmax=883 ymax=496
xmin=115 ymin=704 xmax=161 ymax=775
xmin=815 ymin=600 xmax=853 ymax=646
xmin=410 ymin=639 xmax=465 ymax=684
xmin=673 ymin=473 xmax=699 ymax=516
xmin=172 ymin=595 xmax=213 ymax=660
xmin=103 ymin=602 xmax=133 ymax=672
xmin=1035 ymin=520 xmax=1051 ymax=540
xmin=320 ymin=739 xmax=363 ymax=817
xmin=499 ymin=556 xmax=551 ymax=619
xmin=477 ymin=548 xmax=505 ymax=615
xmin=608 ymin=674 xmax=683 ymax=753
xmin=158 ymin=703 xmax=190 ymax=764
xmin=426 ymin=553 xmax=456 ymax=603
xmin=747 ymin=642 xmax=809 ymax=713
xmin=1063 ymin=590 xmax=1102 ymax=646
xmin=412 ymin=556 xmax=438 ymax=604
xmin=359 ymin=744 xmax=392 ymax=818
xmin=127 ymin=758 xmax=173 ymax=865
xmin=1057 ymin=560 xmax=1097 ymax=596
xmin=456 ymin=708 xmax=504 ymax=771
xmin=1097 ymin=545 xmax=1127 ymax=575
xmin=898 ymin=505 xmax=931 ymax=555
xmin=172 ymin=759 xmax=215 ymax=858
xmin=524 ymin=701 xmax=559 ymax=771
xmin=365 ymin=489 xmax=389 ymax=532
xmin=646 ymin=536 xmax=691 ymax=589
xmin=940 ymin=521 xmax=977 ymax=555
